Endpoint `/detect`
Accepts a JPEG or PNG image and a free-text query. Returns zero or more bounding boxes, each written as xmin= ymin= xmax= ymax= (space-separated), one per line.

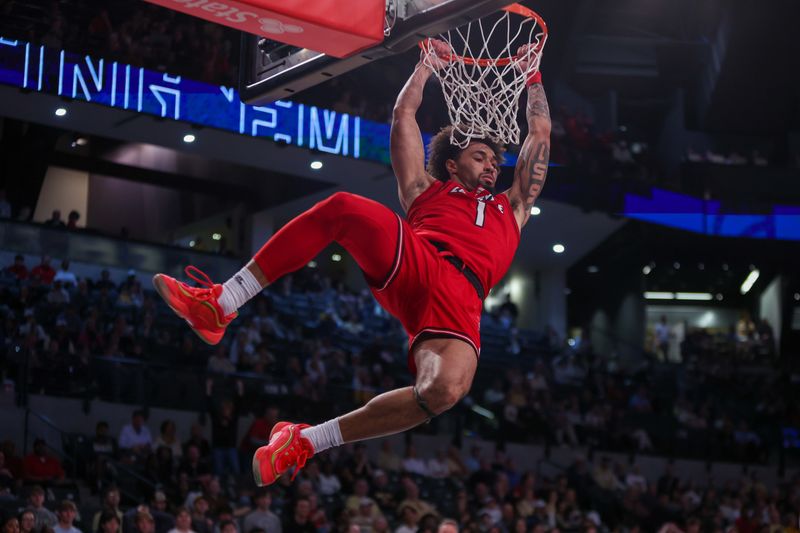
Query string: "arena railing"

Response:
xmin=0 ymin=219 xmax=242 ymax=281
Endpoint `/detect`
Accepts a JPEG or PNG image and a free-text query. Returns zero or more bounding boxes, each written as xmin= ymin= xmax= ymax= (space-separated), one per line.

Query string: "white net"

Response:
xmin=420 ymin=7 xmax=547 ymax=148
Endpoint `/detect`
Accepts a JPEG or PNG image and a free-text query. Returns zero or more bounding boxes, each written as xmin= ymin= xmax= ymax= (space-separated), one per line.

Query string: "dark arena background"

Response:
xmin=1 ymin=1 xmax=800 ymax=532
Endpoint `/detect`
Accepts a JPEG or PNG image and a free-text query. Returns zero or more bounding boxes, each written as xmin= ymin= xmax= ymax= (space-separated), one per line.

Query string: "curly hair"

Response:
xmin=426 ymin=126 xmax=506 ymax=182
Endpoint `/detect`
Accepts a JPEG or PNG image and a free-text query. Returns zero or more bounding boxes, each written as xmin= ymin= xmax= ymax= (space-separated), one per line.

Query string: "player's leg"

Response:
xmin=252 ymin=337 xmax=477 ymax=486
xmin=152 ymin=192 xmax=399 ymax=344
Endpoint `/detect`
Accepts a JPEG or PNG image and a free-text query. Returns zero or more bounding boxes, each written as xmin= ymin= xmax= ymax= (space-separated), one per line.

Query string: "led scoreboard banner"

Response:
xmin=0 ymin=37 xmax=393 ymax=164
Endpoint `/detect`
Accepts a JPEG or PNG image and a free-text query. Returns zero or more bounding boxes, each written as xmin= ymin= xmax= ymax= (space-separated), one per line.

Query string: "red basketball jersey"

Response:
xmin=406 ymin=180 xmax=521 ymax=296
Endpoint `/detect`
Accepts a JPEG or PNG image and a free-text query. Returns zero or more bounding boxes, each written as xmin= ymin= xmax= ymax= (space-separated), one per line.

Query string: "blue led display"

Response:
xmin=0 ymin=37 xmax=392 ymax=163
xmin=625 ymin=188 xmax=800 ymax=241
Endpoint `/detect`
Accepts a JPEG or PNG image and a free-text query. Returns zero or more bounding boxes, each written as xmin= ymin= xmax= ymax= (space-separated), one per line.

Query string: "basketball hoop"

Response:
xmin=419 ymin=3 xmax=548 ymax=148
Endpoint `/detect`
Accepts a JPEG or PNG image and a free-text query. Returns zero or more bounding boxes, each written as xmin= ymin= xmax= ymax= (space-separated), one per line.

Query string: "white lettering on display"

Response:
xmin=165 ymin=0 xmax=288 ymax=29
xmin=0 ymin=36 xmax=365 ymax=161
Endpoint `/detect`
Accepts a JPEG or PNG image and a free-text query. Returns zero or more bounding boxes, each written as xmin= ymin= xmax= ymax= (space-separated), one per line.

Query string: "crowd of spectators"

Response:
xmin=0 ymin=255 xmax=792 ymax=469
xmin=2 ymin=421 xmax=800 ymax=533
xmin=0 ymin=0 xmax=238 ymax=85
xmin=685 ymin=147 xmax=770 ymax=168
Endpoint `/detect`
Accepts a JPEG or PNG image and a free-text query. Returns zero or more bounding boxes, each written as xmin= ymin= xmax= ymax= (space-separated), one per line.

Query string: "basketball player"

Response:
xmin=152 ymin=40 xmax=551 ymax=486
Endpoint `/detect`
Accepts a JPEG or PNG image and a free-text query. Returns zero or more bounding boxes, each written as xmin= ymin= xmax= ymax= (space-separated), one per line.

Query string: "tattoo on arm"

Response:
xmin=527 ymin=83 xmax=550 ymax=122
xmin=515 ymin=140 xmax=550 ymax=208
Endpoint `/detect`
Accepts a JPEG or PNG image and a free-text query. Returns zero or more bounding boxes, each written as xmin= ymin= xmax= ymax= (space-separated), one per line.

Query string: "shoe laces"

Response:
xmin=290 ymin=448 xmax=311 ymax=481
xmin=288 ymin=434 xmax=312 ymax=481
xmin=184 ymin=266 xmax=216 ymax=299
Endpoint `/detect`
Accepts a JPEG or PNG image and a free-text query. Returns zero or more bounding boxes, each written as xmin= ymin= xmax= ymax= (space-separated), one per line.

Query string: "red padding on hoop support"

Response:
xmin=143 ymin=0 xmax=386 ymax=58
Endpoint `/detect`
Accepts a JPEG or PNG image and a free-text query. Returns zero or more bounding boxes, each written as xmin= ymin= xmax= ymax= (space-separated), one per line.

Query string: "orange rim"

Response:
xmin=419 ymin=3 xmax=548 ymax=67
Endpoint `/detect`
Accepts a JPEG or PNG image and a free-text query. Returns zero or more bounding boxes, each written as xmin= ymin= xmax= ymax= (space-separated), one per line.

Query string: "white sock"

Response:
xmin=217 ymin=267 xmax=262 ymax=316
xmin=300 ymin=418 xmax=344 ymax=453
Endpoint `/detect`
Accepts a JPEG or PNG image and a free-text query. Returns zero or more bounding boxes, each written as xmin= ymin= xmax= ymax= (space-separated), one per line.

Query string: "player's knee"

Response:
xmin=325 ymin=191 xmax=360 ymax=211
xmin=419 ymin=374 xmax=468 ymax=414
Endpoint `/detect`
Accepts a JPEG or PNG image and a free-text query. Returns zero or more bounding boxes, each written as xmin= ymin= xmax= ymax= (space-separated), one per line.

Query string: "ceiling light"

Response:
xmin=716 ymin=293 xmax=724 ymax=301
xmin=587 ymin=265 xmax=599 ymax=273
xmin=55 ymin=107 xmax=67 ymax=117
xmin=530 ymin=206 xmax=541 ymax=216
xmin=644 ymin=292 xmax=674 ymax=300
xmin=183 ymin=134 xmax=196 ymax=143
xmin=76 ymin=137 xmax=88 ymax=146
xmin=794 ymin=293 xmax=800 ymax=301
xmin=308 ymin=261 xmax=317 ymax=268
xmin=722 ymin=263 xmax=729 ymax=271
xmin=331 ymin=253 xmax=342 ymax=262
xmin=673 ymin=262 xmax=681 ymax=269
xmin=552 ymin=244 xmax=565 ymax=254
xmin=310 ymin=161 xmax=323 ymax=170
xmin=675 ymin=292 xmax=713 ymax=301
xmin=740 ymin=269 xmax=760 ymax=295
xmin=211 ymin=233 xmax=222 ymax=241
xmin=189 ymin=240 xmax=196 ymax=247
xmin=642 ymin=265 xmax=652 ymax=275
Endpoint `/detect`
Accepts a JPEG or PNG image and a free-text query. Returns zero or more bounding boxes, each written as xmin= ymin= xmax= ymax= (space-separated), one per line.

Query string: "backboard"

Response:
xmin=238 ymin=0 xmax=518 ymax=105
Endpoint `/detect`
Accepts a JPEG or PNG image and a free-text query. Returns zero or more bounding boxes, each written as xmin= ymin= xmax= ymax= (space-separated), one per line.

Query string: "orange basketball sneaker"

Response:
xmin=252 ymin=422 xmax=314 ymax=487
xmin=152 ymin=266 xmax=237 ymax=345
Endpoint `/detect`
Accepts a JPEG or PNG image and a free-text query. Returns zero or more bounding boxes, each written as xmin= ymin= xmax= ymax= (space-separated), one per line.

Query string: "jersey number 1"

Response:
xmin=474 ymin=201 xmax=486 ymax=227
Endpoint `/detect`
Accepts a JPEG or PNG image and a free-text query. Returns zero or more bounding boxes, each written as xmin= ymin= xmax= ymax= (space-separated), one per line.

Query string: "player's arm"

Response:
xmin=506 ymin=74 xmax=552 ymax=230
xmin=391 ymin=57 xmax=437 ymax=212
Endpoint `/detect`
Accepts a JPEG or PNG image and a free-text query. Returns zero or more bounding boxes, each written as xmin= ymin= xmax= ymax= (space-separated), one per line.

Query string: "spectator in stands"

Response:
xmin=98 ymin=512 xmax=122 ymax=533
xmin=25 ymin=485 xmax=57 ymax=530
xmin=53 ymin=260 xmax=78 ymax=287
xmin=119 ymin=410 xmax=153 ymax=460
xmin=655 ymin=315 xmax=670 ymax=360
xmin=47 ymin=281 xmax=70 ymax=305
xmin=5 ymin=255 xmax=28 ymax=280
xmin=2 ymin=517 xmax=19 ymax=533
xmin=53 ymin=501 xmax=81 ymax=533
xmin=240 ymin=406 xmax=278 ymax=460
xmin=93 ymin=486 xmax=123 ymax=533
xmin=206 ymin=378 xmax=243 ymax=476
xmin=216 ymin=521 xmax=235 ymax=533
xmin=317 ymin=460 xmax=341 ymax=496
xmin=95 ymin=270 xmax=116 ymax=291
xmin=207 ymin=346 xmax=235 ymax=375
xmin=625 ymin=465 xmax=648 ymax=492
xmin=282 ymin=498 xmax=314 ymax=533
xmin=1 ymin=442 xmax=23 ymax=482
xmin=189 ymin=497 xmax=212 ymax=533
xmin=30 ymin=256 xmax=56 ymax=285
xmin=132 ymin=512 xmax=155 ymax=533
xmin=154 ymin=420 xmax=183 ymax=460
xmin=183 ymin=423 xmax=211 ymax=460
xmin=242 ymin=490 xmax=281 ymax=533
xmin=401 ymin=444 xmax=429 ymax=477
xmin=437 ymin=519 xmax=458 ymax=533
xmin=18 ymin=511 xmax=35 ymax=533
xmin=397 ymin=477 xmax=437 ymax=519
xmin=376 ymin=441 xmax=402 ymax=473
xmin=427 ymin=449 xmax=450 ymax=479
xmin=23 ymin=438 xmax=65 ymax=482
xmin=497 ymin=294 xmax=519 ymax=329
xmin=44 ymin=210 xmax=66 ymax=228
xmin=167 ymin=509 xmax=195 ymax=533
xmin=66 ymin=211 xmax=80 ymax=230
xmin=178 ymin=443 xmax=211 ymax=485
xmin=395 ymin=504 xmax=420 ymax=533
xmin=351 ymin=499 xmax=382 ymax=532
xmin=592 ymin=457 xmax=623 ymax=492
